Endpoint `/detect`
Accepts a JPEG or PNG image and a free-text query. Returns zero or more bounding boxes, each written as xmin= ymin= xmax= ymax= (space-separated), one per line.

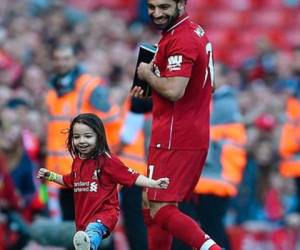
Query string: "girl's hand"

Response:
xmin=153 ymin=178 xmax=169 ymax=189
xmin=37 ymin=168 xmax=50 ymax=179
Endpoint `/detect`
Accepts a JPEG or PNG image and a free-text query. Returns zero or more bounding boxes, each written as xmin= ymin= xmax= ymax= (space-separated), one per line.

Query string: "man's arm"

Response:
xmin=136 ymin=61 xmax=189 ymax=102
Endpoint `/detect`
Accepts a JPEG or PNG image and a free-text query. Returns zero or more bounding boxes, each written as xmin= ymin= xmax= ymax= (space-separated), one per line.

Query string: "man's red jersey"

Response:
xmin=151 ymin=14 xmax=213 ymax=151
xmin=63 ymin=152 xmax=139 ymax=232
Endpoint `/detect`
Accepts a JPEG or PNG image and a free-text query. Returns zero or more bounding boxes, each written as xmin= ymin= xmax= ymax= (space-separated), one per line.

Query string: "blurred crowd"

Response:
xmin=0 ymin=0 xmax=300 ymax=249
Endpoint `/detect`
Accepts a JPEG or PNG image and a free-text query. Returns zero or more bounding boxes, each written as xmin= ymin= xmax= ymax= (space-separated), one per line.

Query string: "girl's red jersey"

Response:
xmin=63 ymin=152 xmax=139 ymax=232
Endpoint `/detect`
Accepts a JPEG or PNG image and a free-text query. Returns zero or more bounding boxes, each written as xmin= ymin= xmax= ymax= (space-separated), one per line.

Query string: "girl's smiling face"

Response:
xmin=72 ymin=122 xmax=97 ymax=158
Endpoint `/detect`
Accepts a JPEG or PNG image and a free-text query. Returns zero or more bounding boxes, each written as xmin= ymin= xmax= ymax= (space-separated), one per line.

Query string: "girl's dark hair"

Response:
xmin=66 ymin=113 xmax=110 ymax=158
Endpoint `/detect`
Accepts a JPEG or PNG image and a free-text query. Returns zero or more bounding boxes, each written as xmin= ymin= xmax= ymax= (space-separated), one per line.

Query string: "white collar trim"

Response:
xmin=167 ymin=16 xmax=189 ymax=33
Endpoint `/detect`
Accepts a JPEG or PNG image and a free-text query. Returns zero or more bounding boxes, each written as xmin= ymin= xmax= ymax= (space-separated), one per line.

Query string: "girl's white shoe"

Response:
xmin=73 ymin=231 xmax=91 ymax=250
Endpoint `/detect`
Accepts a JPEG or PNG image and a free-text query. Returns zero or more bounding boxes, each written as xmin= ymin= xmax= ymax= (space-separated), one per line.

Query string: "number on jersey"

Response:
xmin=203 ymin=42 xmax=215 ymax=89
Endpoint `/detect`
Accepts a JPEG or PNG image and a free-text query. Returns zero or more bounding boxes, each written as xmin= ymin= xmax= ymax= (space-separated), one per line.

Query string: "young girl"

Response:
xmin=37 ymin=113 xmax=169 ymax=250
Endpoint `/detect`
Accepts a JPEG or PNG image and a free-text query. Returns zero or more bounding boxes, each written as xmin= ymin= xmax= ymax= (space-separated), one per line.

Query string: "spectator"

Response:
xmin=44 ymin=43 xmax=122 ymax=223
xmin=193 ymin=62 xmax=247 ymax=250
xmin=0 ymin=153 xmax=26 ymax=249
xmin=0 ymin=104 xmax=37 ymax=208
xmin=278 ymin=46 xmax=300 ymax=227
xmin=117 ymin=96 xmax=152 ymax=250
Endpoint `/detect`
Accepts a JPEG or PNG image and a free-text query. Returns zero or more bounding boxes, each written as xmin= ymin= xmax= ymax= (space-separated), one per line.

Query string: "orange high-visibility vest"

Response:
xmin=118 ymin=130 xmax=147 ymax=175
xmin=45 ymin=73 xmax=121 ymax=176
xmin=194 ymin=123 xmax=247 ymax=197
xmin=116 ymin=98 xmax=148 ymax=175
xmin=279 ymin=97 xmax=300 ymax=177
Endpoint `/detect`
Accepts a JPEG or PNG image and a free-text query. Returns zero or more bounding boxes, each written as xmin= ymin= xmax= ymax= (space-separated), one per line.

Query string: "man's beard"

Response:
xmin=150 ymin=6 xmax=180 ymax=31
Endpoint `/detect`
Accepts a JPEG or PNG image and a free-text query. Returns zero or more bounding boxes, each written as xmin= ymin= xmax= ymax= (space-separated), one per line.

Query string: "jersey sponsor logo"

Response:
xmin=153 ymin=64 xmax=160 ymax=77
xmin=90 ymin=182 xmax=98 ymax=192
xmin=73 ymin=181 xmax=98 ymax=192
xmin=92 ymin=169 xmax=101 ymax=180
xmin=194 ymin=26 xmax=205 ymax=37
xmin=74 ymin=181 xmax=90 ymax=192
xmin=128 ymin=168 xmax=137 ymax=174
xmin=167 ymin=55 xmax=182 ymax=71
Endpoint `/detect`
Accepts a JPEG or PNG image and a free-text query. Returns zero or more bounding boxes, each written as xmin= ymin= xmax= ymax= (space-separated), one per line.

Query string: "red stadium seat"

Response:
xmin=250 ymin=9 xmax=290 ymax=29
xmin=207 ymin=29 xmax=238 ymax=49
xmin=229 ymin=46 xmax=256 ymax=67
xmin=186 ymin=0 xmax=219 ymax=10
xmin=187 ymin=0 xmax=298 ymax=67
xmin=67 ymin=0 xmax=137 ymax=20
xmin=250 ymin=0 xmax=285 ymax=9
xmin=236 ymin=28 xmax=265 ymax=49
xmin=284 ymin=29 xmax=300 ymax=48
xmin=206 ymin=10 xmax=247 ymax=28
xmin=261 ymin=0 xmax=286 ymax=8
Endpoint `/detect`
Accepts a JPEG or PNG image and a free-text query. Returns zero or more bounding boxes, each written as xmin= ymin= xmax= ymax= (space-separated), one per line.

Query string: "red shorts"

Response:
xmin=146 ymin=147 xmax=207 ymax=202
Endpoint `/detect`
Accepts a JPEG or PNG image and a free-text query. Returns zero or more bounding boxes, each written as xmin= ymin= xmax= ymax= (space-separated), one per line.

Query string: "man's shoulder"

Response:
xmin=168 ymin=20 xmax=208 ymax=46
xmin=184 ymin=21 xmax=208 ymax=42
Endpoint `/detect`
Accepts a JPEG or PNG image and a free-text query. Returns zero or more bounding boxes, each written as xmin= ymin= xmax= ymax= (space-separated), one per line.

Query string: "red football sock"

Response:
xmin=198 ymin=235 xmax=223 ymax=250
xmin=142 ymin=208 xmax=153 ymax=225
xmin=143 ymin=208 xmax=172 ymax=250
xmin=153 ymin=205 xmax=222 ymax=250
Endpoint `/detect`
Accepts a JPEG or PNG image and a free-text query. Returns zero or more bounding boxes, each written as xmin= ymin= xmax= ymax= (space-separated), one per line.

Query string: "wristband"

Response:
xmin=47 ymin=172 xmax=57 ymax=182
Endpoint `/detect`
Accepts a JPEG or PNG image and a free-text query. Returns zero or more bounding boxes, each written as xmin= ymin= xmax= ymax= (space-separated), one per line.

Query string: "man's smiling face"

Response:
xmin=147 ymin=0 xmax=183 ymax=31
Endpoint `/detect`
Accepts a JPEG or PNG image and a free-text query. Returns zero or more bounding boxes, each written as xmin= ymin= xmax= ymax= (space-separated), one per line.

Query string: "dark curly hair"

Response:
xmin=66 ymin=113 xmax=110 ymax=159
xmin=174 ymin=0 xmax=187 ymax=3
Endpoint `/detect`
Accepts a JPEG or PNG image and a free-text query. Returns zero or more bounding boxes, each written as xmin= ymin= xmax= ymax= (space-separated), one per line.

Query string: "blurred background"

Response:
xmin=0 ymin=0 xmax=300 ymax=249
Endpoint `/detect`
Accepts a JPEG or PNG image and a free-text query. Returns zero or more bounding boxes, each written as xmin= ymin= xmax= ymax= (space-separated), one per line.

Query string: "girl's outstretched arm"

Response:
xmin=37 ymin=168 xmax=65 ymax=186
xmin=135 ymin=175 xmax=169 ymax=189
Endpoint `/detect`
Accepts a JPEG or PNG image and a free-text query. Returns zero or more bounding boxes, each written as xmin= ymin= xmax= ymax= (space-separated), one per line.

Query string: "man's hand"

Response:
xmin=131 ymin=61 xmax=155 ymax=99
xmin=137 ymin=61 xmax=154 ymax=82
xmin=131 ymin=86 xmax=145 ymax=98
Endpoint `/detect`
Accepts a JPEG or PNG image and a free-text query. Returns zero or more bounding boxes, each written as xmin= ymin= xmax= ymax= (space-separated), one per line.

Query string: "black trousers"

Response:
xmin=120 ymin=185 xmax=148 ymax=250
xmin=59 ymin=188 xmax=75 ymax=221
xmin=295 ymin=177 xmax=300 ymax=213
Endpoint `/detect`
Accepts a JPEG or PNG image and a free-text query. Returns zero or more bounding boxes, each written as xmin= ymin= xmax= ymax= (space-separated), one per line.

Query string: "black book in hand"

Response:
xmin=132 ymin=44 xmax=157 ymax=98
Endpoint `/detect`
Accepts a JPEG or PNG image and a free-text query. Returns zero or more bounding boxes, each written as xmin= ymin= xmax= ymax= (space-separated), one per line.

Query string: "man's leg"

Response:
xmin=172 ymin=200 xmax=199 ymax=250
xmin=150 ymin=201 xmax=222 ymax=250
xmin=142 ymin=191 xmax=173 ymax=250
xmin=143 ymin=208 xmax=173 ymax=250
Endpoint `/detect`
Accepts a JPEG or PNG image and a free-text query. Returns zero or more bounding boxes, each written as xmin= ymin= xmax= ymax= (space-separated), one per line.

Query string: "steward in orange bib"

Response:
xmin=279 ymin=96 xmax=300 ymax=178
xmin=117 ymin=96 xmax=152 ymax=250
xmin=191 ymin=63 xmax=247 ymax=250
xmin=45 ymin=44 xmax=121 ymax=220
xmin=279 ymin=80 xmax=300 ymax=224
